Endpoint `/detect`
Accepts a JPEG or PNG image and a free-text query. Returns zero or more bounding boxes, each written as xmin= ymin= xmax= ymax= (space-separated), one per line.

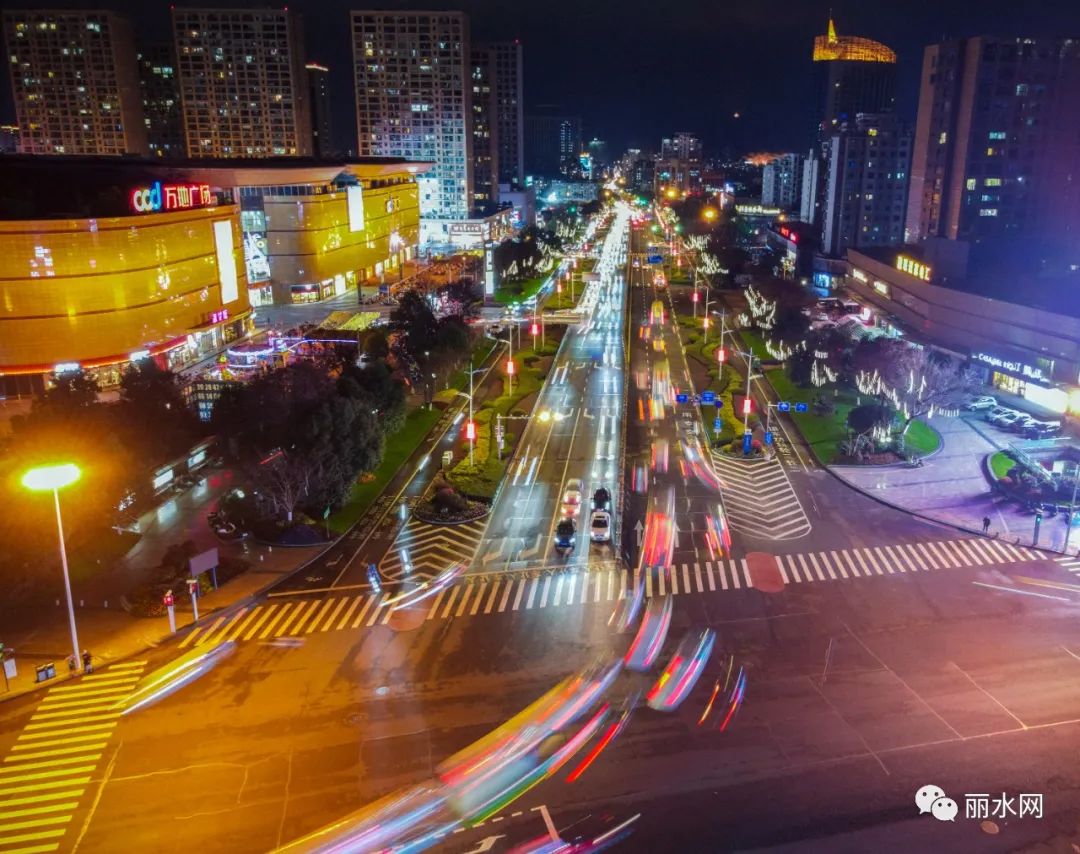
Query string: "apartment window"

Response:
xmin=979 ymin=208 xmax=998 ymax=217
xmin=938 ymin=132 xmax=948 ymax=144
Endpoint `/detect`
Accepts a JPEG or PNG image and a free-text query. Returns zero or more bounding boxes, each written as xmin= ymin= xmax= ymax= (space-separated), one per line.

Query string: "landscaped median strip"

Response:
xmin=0 ymin=661 xmax=147 ymax=853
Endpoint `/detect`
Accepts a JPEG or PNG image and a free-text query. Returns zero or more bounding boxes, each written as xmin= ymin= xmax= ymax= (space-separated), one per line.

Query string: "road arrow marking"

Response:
xmin=635 ymin=520 xmax=644 ymax=546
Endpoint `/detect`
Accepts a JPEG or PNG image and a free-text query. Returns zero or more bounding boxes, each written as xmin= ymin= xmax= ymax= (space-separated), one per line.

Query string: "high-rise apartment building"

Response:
xmin=470 ymin=45 xmax=498 ymax=209
xmin=812 ymin=19 xmax=897 ymax=142
xmin=172 ymin=8 xmax=311 ymax=158
xmin=525 ymin=109 xmax=581 ymax=176
xmin=656 ymin=132 xmax=702 ymax=195
xmin=306 ymin=62 xmax=334 ymax=158
xmin=905 ymin=36 xmax=1080 ymax=259
xmin=804 ymin=18 xmax=897 ymax=227
xmin=821 ymin=114 xmax=912 ymax=257
xmin=762 ymin=153 xmax=803 ymax=210
xmin=491 ymin=41 xmax=524 ymax=188
xmin=351 ymin=11 xmax=472 ymax=221
xmin=138 ymin=44 xmax=185 ymax=159
xmin=3 ymin=10 xmax=147 ymax=155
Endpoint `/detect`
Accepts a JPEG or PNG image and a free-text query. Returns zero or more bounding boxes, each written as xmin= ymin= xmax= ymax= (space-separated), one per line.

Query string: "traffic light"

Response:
xmin=465 ymin=421 xmax=476 ymax=441
xmin=692 ymin=291 xmax=699 ymax=303
xmin=717 ymin=347 xmax=727 ymax=364
xmin=742 ymin=398 xmax=753 ymax=415
xmin=506 ymin=359 xmax=515 ymax=376
xmin=531 ymin=322 xmax=539 ymax=336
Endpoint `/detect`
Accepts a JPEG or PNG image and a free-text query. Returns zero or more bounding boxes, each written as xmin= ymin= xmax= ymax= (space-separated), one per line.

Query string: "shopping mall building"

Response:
xmin=0 ymin=155 xmax=427 ymax=398
xmin=845 ymin=242 xmax=1080 ymax=416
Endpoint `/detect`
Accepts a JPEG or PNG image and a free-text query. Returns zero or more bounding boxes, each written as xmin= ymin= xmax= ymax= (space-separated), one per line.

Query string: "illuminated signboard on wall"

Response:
xmin=484 ymin=243 xmax=496 ymax=296
xmin=213 ymin=220 xmax=239 ymax=305
xmin=872 ymin=280 xmax=889 ymax=296
xmin=973 ymin=352 xmax=1045 ymax=381
xmin=896 ymin=255 xmax=931 ymax=281
xmin=347 ymin=185 xmax=365 ymax=232
xmin=131 ymin=182 xmax=212 ymax=214
xmin=851 ymin=268 xmax=868 ymax=283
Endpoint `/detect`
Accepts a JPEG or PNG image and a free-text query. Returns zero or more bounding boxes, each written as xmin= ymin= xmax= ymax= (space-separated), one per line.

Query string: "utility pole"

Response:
xmin=743 ymin=352 xmax=755 ymax=434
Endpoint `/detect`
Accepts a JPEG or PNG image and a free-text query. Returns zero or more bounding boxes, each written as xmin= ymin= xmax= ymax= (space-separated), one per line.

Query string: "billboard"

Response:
xmin=347 ymin=185 xmax=365 ymax=232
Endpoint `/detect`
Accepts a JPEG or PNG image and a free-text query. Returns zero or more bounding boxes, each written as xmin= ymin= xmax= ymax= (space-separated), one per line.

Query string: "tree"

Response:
xmin=34 ymin=369 xmax=100 ymax=415
xmin=847 ymin=403 xmax=891 ymax=434
xmin=339 ymin=360 xmax=406 ymax=433
xmin=439 ymin=279 xmax=481 ymax=319
xmin=773 ymin=306 xmax=810 ymax=344
xmin=361 ymin=329 xmax=390 ymax=360
xmin=119 ymin=360 xmax=199 ymax=460
xmin=247 ymin=449 xmax=317 ymax=523
xmin=875 ymin=346 xmax=979 ymax=442
xmin=390 ymin=290 xmax=439 ymax=358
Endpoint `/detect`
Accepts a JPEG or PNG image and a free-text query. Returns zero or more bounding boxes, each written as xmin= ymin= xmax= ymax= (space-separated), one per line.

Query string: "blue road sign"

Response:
xmin=713 ymin=418 xmax=723 ymax=431
xmin=701 ymin=391 xmax=716 ymax=404
xmin=648 ymin=254 xmax=663 ymax=265
xmin=675 ymin=393 xmax=688 ymax=404
xmin=794 ymin=402 xmax=809 ymax=413
xmin=714 ymin=400 xmax=723 ymax=409
xmin=742 ymin=431 xmax=753 ymax=455
xmin=777 ymin=401 xmax=791 ymax=412
xmin=764 ymin=431 xmax=774 ymax=445
xmin=378 ymin=284 xmax=390 ymax=295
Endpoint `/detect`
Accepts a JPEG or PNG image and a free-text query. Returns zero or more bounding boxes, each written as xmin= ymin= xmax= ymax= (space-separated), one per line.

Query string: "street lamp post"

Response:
xmin=740 ymin=351 xmax=757 ymax=434
xmin=496 ymin=335 xmax=514 ymax=395
xmin=22 ymin=463 xmax=82 ymax=671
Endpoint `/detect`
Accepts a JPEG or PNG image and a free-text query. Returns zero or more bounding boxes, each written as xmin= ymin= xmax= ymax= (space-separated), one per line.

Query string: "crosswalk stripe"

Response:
xmin=48 ymin=675 xmax=136 ymax=694
xmin=498 ymin=580 xmax=514 ymax=611
xmin=914 ymin=541 xmax=938 ymax=569
xmin=619 ymin=571 xmax=628 ymax=600
xmin=902 ymin=544 xmax=927 ymax=571
xmin=539 ymin=577 xmax=553 ymax=608
xmin=226 ymin=607 xmax=263 ymax=642
xmin=365 ymin=599 xmax=386 ymax=627
xmin=682 ymin=564 xmax=692 ymax=592
xmin=196 ymin=614 xmax=232 ymax=646
xmin=729 ymin=559 xmax=741 ymax=589
xmin=0 ymin=801 xmax=78 ymax=820
xmin=0 ymin=777 xmax=92 ymax=797
xmin=320 ymin=598 xmax=349 ymax=632
xmin=924 ymin=540 xmax=953 ymax=568
xmin=36 ymin=695 xmax=123 ymax=713
xmin=657 ymin=570 xmax=667 ymax=596
xmin=694 ymin=563 xmax=704 ymax=593
xmin=2 ymin=744 xmax=105 ymax=762
xmin=942 ymin=540 xmax=972 ymax=567
xmin=1018 ymin=546 xmax=1041 ymax=561
xmin=796 ymin=553 xmax=814 ymax=582
xmin=0 ymin=829 xmax=67 ymax=847
xmin=512 ymin=580 xmax=527 ymax=611
xmin=828 ymin=550 xmax=849 ymax=579
xmin=553 ymin=577 xmax=566 ymax=607
xmin=258 ymin=602 xmax=293 ymax=639
xmin=178 ymin=627 xmax=203 ymax=649
xmin=981 ymin=538 xmax=1012 ymax=563
xmin=773 ymin=556 xmax=788 ymax=584
xmin=335 ymin=596 xmax=363 ymax=630
xmin=303 ymin=599 xmax=336 ymax=634
xmin=669 ymin=568 xmax=679 ymax=595
xmin=483 ymin=581 xmax=500 ymax=614
xmin=468 ymin=583 xmax=486 ymax=615
xmin=285 ymin=600 xmax=321 ymax=635
xmin=353 ymin=596 xmax=377 ymax=627
xmin=871 ymin=547 xmax=893 ymax=573
xmin=17 ymin=723 xmax=116 ymax=742
xmin=0 ymin=814 xmax=73 ymax=834
xmin=883 ymin=545 xmax=909 ymax=572
xmin=526 ymin=579 xmax=539 ymax=609
xmin=0 ymin=766 xmax=96 ymax=786
xmin=703 ymin=561 xmax=715 ymax=590
xmin=274 ymin=602 xmax=307 ymax=636
xmin=452 ymin=585 xmax=472 ymax=617
xmin=851 ymin=549 xmax=873 ymax=575
xmin=242 ymin=605 xmax=275 ymax=640
xmin=0 ymin=756 xmax=98 ymax=775
xmin=1000 ymin=541 xmax=1027 ymax=562
xmin=24 ymin=714 xmax=117 ymax=731
xmin=955 ymin=539 xmax=983 ymax=565
xmin=812 ymin=553 xmax=833 ymax=580
xmin=426 ymin=590 xmax=446 ymax=621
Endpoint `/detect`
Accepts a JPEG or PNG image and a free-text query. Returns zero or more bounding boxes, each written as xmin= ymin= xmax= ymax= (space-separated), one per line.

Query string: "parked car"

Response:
xmin=995 ymin=411 xmax=1027 ymax=429
xmin=985 ymin=406 xmax=1016 ymax=424
xmin=1008 ymin=413 xmax=1037 ymax=432
xmin=965 ymin=395 xmax=997 ymax=411
xmin=1024 ymin=420 xmax=1063 ymax=439
xmin=562 ymin=478 xmax=584 ymax=508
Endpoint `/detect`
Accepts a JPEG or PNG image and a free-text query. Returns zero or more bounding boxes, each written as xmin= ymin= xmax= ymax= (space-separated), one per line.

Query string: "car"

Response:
xmin=589 ymin=510 xmax=611 ymax=543
xmin=646 ymin=628 xmax=716 ymax=712
xmin=1008 ymin=413 xmax=1038 ymax=432
xmin=965 ymin=395 xmax=997 ymax=411
xmin=995 ymin=411 xmax=1028 ymax=428
xmin=592 ymin=486 xmax=612 ymax=510
xmin=1024 ymin=420 xmax=1062 ymax=439
xmin=985 ymin=406 xmax=1016 ymax=424
xmin=562 ymin=478 xmax=584 ymax=506
xmin=555 ymin=518 xmax=576 ymax=551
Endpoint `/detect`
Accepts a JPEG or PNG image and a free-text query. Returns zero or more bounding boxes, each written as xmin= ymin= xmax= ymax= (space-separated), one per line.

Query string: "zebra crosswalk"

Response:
xmin=379 ymin=517 xmax=487 ymax=581
xmin=1053 ymin=554 xmax=1080 ymax=576
xmin=177 ymin=536 xmax=1048 ymax=649
xmin=0 ymin=660 xmax=146 ymax=854
xmin=710 ymin=452 xmax=812 ymax=540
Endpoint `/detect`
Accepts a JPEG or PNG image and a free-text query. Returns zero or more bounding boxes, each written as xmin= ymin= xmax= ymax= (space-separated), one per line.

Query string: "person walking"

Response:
xmin=81 ymin=649 xmax=93 ymax=673
xmin=982 ymin=516 xmax=991 ymax=534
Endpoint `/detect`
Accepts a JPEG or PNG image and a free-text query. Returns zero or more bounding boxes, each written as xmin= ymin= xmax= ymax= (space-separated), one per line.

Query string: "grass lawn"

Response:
xmin=737 ymin=328 xmax=778 ymax=363
xmin=904 ymin=419 xmax=942 ymax=456
xmin=327 ymin=406 xmax=440 ymax=534
xmin=989 ymin=450 xmax=1016 ymax=480
xmin=494 ymin=273 xmax=550 ymax=306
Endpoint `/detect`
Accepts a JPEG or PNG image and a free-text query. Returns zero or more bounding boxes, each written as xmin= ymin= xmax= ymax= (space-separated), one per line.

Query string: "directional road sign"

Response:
xmin=701 ymin=391 xmax=716 ymax=404
xmin=675 ymin=393 xmax=688 ymax=404
xmin=794 ymin=402 xmax=809 ymax=413
xmin=777 ymin=401 xmax=791 ymax=412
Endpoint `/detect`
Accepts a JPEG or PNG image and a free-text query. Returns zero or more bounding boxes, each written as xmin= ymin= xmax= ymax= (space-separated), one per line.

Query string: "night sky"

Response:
xmin=4 ymin=0 xmax=1080 ymax=157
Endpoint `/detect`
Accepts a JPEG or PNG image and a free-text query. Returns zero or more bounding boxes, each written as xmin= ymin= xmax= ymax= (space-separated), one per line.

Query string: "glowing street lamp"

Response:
xmin=21 ymin=463 xmax=83 ymax=671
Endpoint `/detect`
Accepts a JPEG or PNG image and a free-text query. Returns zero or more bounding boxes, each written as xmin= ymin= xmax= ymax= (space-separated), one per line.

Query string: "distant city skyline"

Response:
xmin=5 ymin=0 xmax=1080 ymax=156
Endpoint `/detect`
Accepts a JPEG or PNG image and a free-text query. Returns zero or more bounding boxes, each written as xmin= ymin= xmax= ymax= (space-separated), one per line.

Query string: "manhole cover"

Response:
xmin=980 ymin=821 xmax=999 ymax=835
xmin=746 ymin=552 xmax=785 ymax=593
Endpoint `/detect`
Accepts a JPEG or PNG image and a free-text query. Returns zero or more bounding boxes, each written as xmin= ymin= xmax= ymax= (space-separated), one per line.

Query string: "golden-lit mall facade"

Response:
xmin=0 ymin=157 xmax=428 ymax=397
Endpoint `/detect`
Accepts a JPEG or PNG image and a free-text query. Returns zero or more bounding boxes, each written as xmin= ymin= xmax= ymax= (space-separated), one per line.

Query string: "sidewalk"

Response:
xmin=828 ymin=414 xmax=1079 ymax=553
xmin=1 ymin=541 xmax=317 ymax=701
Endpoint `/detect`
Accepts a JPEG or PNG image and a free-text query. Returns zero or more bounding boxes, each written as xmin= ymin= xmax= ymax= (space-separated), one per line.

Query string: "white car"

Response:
xmin=965 ymin=395 xmax=997 ymax=411
xmin=589 ymin=510 xmax=611 ymax=543
xmin=985 ymin=406 xmax=1014 ymax=423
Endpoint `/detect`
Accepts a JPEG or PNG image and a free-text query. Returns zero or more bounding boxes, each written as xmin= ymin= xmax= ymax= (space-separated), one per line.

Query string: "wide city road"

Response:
xmin=471 ymin=206 xmax=631 ymax=575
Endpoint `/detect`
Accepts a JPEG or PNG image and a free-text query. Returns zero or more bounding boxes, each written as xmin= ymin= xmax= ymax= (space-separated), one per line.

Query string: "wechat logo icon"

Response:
xmin=916 ymin=784 xmax=958 ymax=822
